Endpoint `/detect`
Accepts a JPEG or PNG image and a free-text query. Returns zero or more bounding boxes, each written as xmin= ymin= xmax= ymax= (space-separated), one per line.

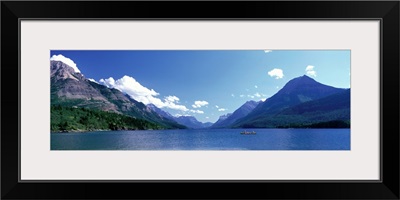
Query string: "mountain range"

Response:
xmin=231 ymin=75 xmax=350 ymax=128
xmin=51 ymin=60 xmax=185 ymax=130
xmin=211 ymin=100 xmax=260 ymax=128
xmin=174 ymin=116 xmax=213 ymax=129
xmin=51 ymin=60 xmax=350 ymax=130
xmin=147 ymin=104 xmax=213 ymax=129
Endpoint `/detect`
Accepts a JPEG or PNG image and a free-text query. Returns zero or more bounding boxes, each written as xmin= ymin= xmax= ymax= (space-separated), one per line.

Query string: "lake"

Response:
xmin=51 ymin=128 xmax=350 ymax=150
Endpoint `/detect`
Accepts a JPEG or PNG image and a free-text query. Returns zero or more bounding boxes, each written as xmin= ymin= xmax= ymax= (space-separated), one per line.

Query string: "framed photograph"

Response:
xmin=2 ymin=1 xmax=399 ymax=199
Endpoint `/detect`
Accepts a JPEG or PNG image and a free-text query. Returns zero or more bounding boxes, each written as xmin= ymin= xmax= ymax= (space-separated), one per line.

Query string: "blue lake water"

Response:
xmin=51 ymin=129 xmax=350 ymax=150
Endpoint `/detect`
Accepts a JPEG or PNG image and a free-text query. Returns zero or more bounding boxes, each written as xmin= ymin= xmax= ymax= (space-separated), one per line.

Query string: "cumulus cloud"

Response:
xmin=218 ymin=108 xmax=227 ymax=112
xmin=88 ymin=78 xmax=98 ymax=83
xmin=254 ymin=92 xmax=261 ymax=97
xmin=190 ymin=110 xmax=204 ymax=114
xmin=192 ymin=100 xmax=209 ymax=108
xmin=165 ymin=95 xmax=179 ymax=103
xmin=305 ymin=65 xmax=317 ymax=77
xmin=255 ymin=85 xmax=258 ymax=88
xmin=99 ymin=75 xmax=188 ymax=112
xmin=268 ymin=68 xmax=284 ymax=79
xmin=215 ymin=105 xmax=219 ymax=108
xmin=99 ymin=76 xmax=160 ymax=104
xmin=175 ymin=114 xmax=191 ymax=117
xmin=163 ymin=96 xmax=189 ymax=111
xmin=50 ymin=54 xmax=81 ymax=73
xmin=248 ymin=95 xmax=255 ymax=99
xmin=264 ymin=50 xmax=272 ymax=53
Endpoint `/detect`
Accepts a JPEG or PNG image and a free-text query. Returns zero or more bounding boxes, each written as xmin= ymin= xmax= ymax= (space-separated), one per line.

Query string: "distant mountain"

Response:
xmin=174 ymin=116 xmax=213 ymax=129
xmin=211 ymin=100 xmax=260 ymax=128
xmin=146 ymin=104 xmax=212 ymax=129
xmin=212 ymin=113 xmax=232 ymax=127
xmin=203 ymin=122 xmax=214 ymax=127
xmin=147 ymin=104 xmax=176 ymax=121
xmin=50 ymin=60 xmax=185 ymax=129
xmin=233 ymin=75 xmax=348 ymax=128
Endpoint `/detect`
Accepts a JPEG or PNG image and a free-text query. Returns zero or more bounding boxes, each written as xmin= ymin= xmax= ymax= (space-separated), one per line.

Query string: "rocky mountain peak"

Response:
xmin=51 ymin=60 xmax=84 ymax=82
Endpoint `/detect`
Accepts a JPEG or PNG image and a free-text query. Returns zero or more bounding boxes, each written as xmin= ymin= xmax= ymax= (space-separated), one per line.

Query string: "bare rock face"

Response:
xmin=51 ymin=60 xmax=118 ymax=112
xmin=50 ymin=60 xmax=184 ymax=129
xmin=51 ymin=60 xmax=80 ymax=81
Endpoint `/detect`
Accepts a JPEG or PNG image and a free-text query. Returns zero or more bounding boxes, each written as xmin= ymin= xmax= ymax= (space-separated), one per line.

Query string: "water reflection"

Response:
xmin=51 ymin=129 xmax=350 ymax=150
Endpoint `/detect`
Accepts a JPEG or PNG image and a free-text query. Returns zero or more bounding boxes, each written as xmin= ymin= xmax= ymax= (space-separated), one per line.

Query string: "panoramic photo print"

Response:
xmin=50 ymin=50 xmax=350 ymax=150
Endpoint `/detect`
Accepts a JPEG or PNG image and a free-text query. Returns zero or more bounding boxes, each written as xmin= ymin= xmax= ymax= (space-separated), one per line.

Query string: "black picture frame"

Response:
xmin=1 ymin=1 xmax=399 ymax=199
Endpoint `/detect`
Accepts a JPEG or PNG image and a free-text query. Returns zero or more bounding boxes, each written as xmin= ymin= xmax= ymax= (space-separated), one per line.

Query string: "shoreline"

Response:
xmin=51 ymin=127 xmax=351 ymax=134
xmin=51 ymin=129 xmax=111 ymax=133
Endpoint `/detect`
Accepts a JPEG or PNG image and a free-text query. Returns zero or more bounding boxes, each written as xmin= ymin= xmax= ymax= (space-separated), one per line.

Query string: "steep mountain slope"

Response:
xmin=146 ymin=104 xmax=176 ymax=121
xmin=51 ymin=105 xmax=162 ymax=132
xmin=50 ymin=60 xmax=185 ymax=129
xmin=211 ymin=100 xmax=260 ymax=128
xmin=212 ymin=113 xmax=232 ymax=127
xmin=235 ymin=89 xmax=350 ymax=128
xmin=233 ymin=75 xmax=347 ymax=127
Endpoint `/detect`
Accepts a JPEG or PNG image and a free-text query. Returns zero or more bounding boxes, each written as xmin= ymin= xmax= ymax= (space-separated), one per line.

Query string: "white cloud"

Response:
xmin=175 ymin=114 xmax=191 ymax=117
xmin=276 ymin=86 xmax=280 ymax=89
xmin=99 ymin=75 xmax=188 ymax=112
xmin=50 ymin=54 xmax=81 ymax=73
xmin=192 ymin=100 xmax=209 ymax=108
xmin=163 ymin=96 xmax=189 ymax=111
xmin=100 ymin=76 xmax=159 ymax=104
xmin=254 ymin=85 xmax=258 ymax=88
xmin=240 ymin=95 xmax=245 ymax=98
xmin=163 ymin=101 xmax=189 ymax=112
xmin=268 ymin=68 xmax=284 ymax=79
xmin=248 ymin=95 xmax=255 ymax=99
xmin=165 ymin=95 xmax=179 ymax=103
xmin=305 ymin=65 xmax=314 ymax=71
xmin=88 ymin=78 xmax=98 ymax=83
xmin=215 ymin=105 xmax=219 ymax=108
xmin=254 ymin=92 xmax=261 ymax=97
xmin=231 ymin=94 xmax=235 ymax=97
xmin=261 ymin=98 xmax=267 ymax=102
xmin=190 ymin=110 xmax=204 ymax=114
xmin=264 ymin=50 xmax=272 ymax=53
xmin=218 ymin=108 xmax=227 ymax=112
xmin=206 ymin=117 xmax=209 ymax=119
xmin=305 ymin=65 xmax=317 ymax=77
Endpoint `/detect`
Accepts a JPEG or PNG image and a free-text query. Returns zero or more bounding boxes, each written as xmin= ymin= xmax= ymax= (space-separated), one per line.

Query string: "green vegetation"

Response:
xmin=51 ymin=105 xmax=164 ymax=132
xmin=235 ymin=90 xmax=350 ymax=128
xmin=238 ymin=108 xmax=350 ymax=128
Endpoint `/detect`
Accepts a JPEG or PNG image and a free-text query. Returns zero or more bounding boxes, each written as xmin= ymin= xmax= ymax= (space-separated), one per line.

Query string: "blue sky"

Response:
xmin=50 ymin=50 xmax=350 ymax=123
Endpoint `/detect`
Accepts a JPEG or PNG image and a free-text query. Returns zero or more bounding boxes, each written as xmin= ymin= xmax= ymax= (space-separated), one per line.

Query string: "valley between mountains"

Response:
xmin=51 ymin=60 xmax=350 ymax=132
